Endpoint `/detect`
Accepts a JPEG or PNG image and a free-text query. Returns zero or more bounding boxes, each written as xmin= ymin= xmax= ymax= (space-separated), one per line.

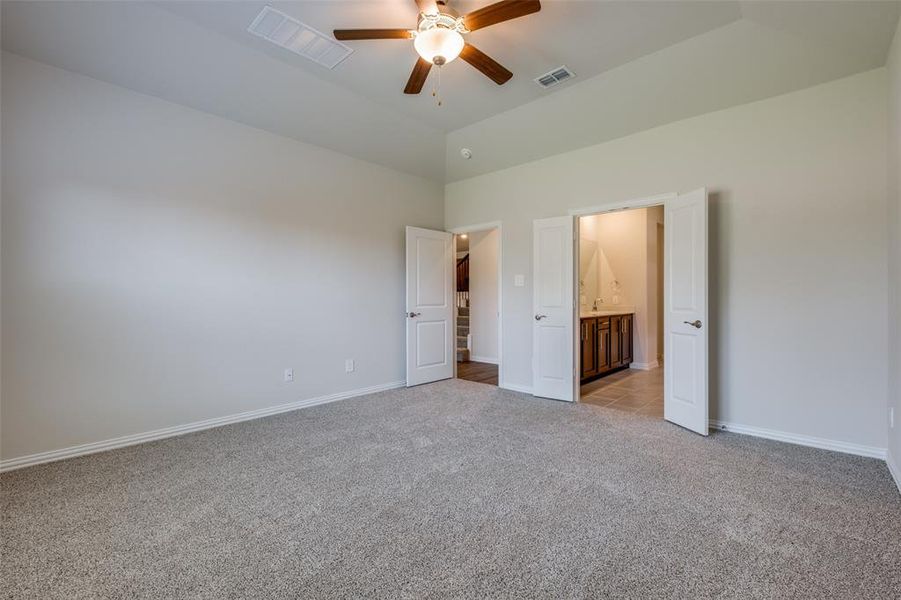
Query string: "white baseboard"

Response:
xmin=501 ymin=382 xmax=533 ymax=394
xmin=887 ymin=450 xmax=901 ymax=495
xmin=470 ymin=356 xmax=499 ymax=365
xmin=0 ymin=380 xmax=405 ymax=473
xmin=710 ymin=420 xmax=887 ymax=460
xmin=629 ymin=361 xmax=659 ymax=370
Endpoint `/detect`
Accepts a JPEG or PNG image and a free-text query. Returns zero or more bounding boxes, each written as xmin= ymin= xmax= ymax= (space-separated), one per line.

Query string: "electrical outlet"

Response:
xmin=345 ymin=359 xmax=355 ymax=373
xmin=284 ymin=368 xmax=294 ymax=383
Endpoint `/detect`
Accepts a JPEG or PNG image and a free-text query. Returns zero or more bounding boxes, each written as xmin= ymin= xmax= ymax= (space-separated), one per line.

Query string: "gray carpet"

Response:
xmin=2 ymin=379 xmax=900 ymax=599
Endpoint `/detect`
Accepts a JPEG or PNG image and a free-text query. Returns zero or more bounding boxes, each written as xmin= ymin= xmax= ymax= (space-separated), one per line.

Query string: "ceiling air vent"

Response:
xmin=248 ymin=6 xmax=353 ymax=70
xmin=534 ymin=66 xmax=575 ymax=89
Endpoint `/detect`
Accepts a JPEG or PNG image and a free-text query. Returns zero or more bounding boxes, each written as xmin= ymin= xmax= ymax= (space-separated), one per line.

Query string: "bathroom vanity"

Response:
xmin=580 ymin=309 xmax=634 ymax=383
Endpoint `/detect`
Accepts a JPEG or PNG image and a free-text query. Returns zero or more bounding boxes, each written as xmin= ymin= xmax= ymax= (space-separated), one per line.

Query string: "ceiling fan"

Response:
xmin=334 ymin=0 xmax=541 ymax=95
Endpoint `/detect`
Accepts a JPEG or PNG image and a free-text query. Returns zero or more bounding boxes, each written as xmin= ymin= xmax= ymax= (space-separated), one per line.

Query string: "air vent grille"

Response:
xmin=534 ymin=65 xmax=575 ymax=89
xmin=248 ymin=6 xmax=353 ymax=70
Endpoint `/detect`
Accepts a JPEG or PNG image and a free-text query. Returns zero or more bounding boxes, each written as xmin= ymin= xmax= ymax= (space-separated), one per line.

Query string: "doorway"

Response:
xmin=453 ymin=227 xmax=501 ymax=386
xmin=531 ymin=189 xmax=708 ymax=435
xmin=577 ymin=207 xmax=665 ymax=418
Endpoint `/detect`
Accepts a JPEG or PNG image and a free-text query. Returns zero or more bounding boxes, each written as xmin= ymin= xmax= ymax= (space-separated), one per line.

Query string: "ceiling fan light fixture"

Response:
xmin=413 ymin=27 xmax=464 ymax=65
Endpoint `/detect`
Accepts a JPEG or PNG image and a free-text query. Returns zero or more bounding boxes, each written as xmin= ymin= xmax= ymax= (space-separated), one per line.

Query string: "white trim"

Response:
xmin=450 ymin=221 xmax=503 ymax=388
xmin=501 ymin=382 xmax=533 ymax=394
xmin=887 ymin=450 xmax=901 ymax=495
xmin=470 ymin=356 xmax=499 ymax=365
xmin=0 ymin=381 xmax=405 ymax=473
xmin=629 ymin=361 xmax=659 ymax=371
xmin=710 ymin=420 xmax=887 ymax=460
xmin=569 ymin=192 xmax=677 ymax=216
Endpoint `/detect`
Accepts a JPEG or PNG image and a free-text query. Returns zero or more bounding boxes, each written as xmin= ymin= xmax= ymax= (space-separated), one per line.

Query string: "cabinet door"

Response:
xmin=621 ymin=314 xmax=633 ymax=365
xmin=597 ymin=318 xmax=610 ymax=372
xmin=610 ymin=316 xmax=622 ymax=367
xmin=580 ymin=319 xmax=597 ymax=379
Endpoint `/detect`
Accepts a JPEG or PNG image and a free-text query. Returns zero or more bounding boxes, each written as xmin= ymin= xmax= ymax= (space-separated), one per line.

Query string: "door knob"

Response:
xmin=408 ymin=312 xmax=421 ymax=318
xmin=683 ymin=320 xmax=702 ymax=329
xmin=534 ymin=314 xmax=547 ymax=321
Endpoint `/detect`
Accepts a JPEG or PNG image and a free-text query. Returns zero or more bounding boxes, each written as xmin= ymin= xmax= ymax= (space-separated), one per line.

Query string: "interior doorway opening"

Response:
xmin=454 ymin=228 xmax=500 ymax=386
xmin=577 ymin=206 xmax=665 ymax=418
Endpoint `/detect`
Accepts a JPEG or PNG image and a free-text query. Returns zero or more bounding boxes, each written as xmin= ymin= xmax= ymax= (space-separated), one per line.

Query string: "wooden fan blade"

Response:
xmin=463 ymin=0 xmax=540 ymax=32
xmin=404 ymin=58 xmax=433 ymax=94
xmin=460 ymin=43 xmax=512 ymax=85
xmin=415 ymin=0 xmax=439 ymax=15
xmin=333 ymin=29 xmax=413 ymax=40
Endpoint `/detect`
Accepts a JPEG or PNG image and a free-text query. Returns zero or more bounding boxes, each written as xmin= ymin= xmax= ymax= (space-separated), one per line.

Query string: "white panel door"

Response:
xmin=664 ymin=188 xmax=709 ymax=435
xmin=406 ymin=226 xmax=454 ymax=387
xmin=532 ymin=216 xmax=575 ymax=401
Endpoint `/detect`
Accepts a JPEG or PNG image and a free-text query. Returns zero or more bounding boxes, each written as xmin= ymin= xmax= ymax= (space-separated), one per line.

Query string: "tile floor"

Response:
xmin=580 ymin=366 xmax=663 ymax=418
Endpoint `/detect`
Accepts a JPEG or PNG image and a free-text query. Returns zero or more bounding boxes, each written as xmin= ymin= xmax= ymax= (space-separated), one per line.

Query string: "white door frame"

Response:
xmin=569 ymin=192 xmax=677 ymax=403
xmin=447 ymin=221 xmax=503 ymax=387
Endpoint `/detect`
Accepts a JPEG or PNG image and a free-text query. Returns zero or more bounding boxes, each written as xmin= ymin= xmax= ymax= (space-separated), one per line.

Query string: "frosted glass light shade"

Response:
xmin=414 ymin=28 xmax=464 ymax=64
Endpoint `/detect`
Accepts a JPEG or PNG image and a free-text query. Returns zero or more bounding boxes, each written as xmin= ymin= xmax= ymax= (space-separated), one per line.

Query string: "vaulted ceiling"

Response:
xmin=3 ymin=1 xmax=899 ymax=182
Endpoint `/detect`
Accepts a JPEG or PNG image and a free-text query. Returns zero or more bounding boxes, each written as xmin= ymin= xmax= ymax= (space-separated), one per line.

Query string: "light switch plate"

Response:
xmin=514 ymin=274 xmax=525 ymax=287
xmin=345 ymin=359 xmax=355 ymax=373
xmin=284 ymin=368 xmax=294 ymax=383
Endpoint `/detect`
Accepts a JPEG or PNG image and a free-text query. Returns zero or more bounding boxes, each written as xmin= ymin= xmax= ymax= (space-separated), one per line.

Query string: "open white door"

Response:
xmin=532 ymin=216 xmax=575 ymax=402
xmin=664 ymin=188 xmax=709 ymax=435
xmin=406 ymin=226 xmax=454 ymax=387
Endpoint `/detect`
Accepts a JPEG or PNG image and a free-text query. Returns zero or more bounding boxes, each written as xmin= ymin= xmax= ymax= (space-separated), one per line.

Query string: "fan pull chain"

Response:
xmin=432 ymin=65 xmax=443 ymax=107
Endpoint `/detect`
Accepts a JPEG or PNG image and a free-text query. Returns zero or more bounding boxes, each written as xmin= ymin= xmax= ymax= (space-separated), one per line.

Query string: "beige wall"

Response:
xmin=468 ymin=228 xmax=499 ymax=363
xmin=447 ymin=68 xmax=889 ymax=452
xmin=0 ymin=53 xmax=444 ymax=461
xmin=887 ymin=17 xmax=901 ymax=477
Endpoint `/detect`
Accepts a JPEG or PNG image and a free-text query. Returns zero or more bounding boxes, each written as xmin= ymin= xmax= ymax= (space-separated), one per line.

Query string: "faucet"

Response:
xmin=592 ymin=298 xmax=604 ymax=311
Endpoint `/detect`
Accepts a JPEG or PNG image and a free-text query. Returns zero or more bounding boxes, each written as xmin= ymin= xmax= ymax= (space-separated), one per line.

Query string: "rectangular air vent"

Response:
xmin=534 ymin=66 xmax=576 ymax=89
xmin=248 ymin=6 xmax=353 ymax=70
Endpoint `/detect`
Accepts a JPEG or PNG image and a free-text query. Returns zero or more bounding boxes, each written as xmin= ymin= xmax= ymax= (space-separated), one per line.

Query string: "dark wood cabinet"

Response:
xmin=579 ymin=313 xmax=634 ymax=384
xmin=610 ymin=315 xmax=622 ymax=367
xmin=580 ymin=318 xmax=598 ymax=379
xmin=620 ymin=314 xmax=633 ymax=366
xmin=597 ymin=319 xmax=610 ymax=372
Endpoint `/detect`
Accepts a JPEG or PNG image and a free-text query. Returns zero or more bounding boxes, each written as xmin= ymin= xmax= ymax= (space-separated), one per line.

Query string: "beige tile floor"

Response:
xmin=579 ymin=366 xmax=663 ymax=418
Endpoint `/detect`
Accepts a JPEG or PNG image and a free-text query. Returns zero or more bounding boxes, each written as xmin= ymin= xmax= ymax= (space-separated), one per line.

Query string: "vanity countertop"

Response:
xmin=580 ymin=306 xmax=635 ymax=318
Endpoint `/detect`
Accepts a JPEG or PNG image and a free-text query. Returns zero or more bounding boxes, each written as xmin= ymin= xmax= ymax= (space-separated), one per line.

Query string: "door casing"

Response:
xmin=447 ymin=221 xmax=504 ymax=387
xmin=568 ymin=192 xmax=708 ymax=434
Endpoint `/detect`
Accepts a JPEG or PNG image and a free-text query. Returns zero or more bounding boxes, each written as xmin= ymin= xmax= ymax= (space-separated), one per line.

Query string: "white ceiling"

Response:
xmin=158 ymin=0 xmax=745 ymax=132
xmin=3 ymin=1 xmax=900 ymax=182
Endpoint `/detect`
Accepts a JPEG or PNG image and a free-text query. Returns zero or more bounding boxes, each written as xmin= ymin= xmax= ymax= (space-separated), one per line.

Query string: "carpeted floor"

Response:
xmin=2 ymin=379 xmax=900 ymax=599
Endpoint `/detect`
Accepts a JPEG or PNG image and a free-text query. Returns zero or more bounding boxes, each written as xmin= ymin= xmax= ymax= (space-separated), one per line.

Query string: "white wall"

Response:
xmin=0 ymin=53 xmax=444 ymax=462
xmin=468 ymin=229 xmax=499 ymax=363
xmin=887 ymin=17 xmax=901 ymax=477
xmin=447 ymin=68 xmax=889 ymax=452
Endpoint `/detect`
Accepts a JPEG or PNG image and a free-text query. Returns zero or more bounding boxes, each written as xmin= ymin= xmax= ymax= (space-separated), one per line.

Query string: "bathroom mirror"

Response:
xmin=579 ymin=237 xmax=599 ymax=306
